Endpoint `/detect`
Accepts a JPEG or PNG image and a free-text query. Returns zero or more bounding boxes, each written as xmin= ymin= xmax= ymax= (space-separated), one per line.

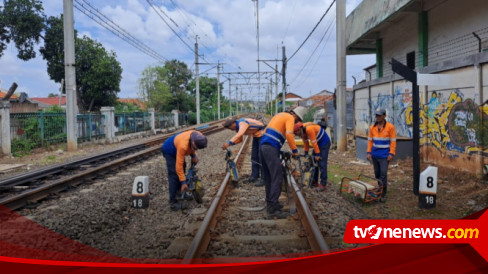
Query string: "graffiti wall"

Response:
xmin=354 ymin=81 xmax=413 ymax=138
xmin=421 ymin=88 xmax=488 ymax=157
xmin=354 ymin=64 xmax=487 ymax=175
xmin=354 ymin=87 xmax=370 ymax=136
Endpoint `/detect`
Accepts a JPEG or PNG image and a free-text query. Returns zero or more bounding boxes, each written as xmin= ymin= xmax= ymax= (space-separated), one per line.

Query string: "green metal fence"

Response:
xmin=114 ymin=112 xmax=151 ymax=136
xmin=10 ymin=112 xmax=66 ymax=147
xmin=77 ymin=113 xmax=105 ymax=142
xmin=155 ymin=113 xmax=175 ymax=129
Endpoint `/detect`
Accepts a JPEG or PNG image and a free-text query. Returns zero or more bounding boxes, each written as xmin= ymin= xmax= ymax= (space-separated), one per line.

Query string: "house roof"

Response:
xmin=0 ymin=91 xmax=18 ymax=100
xmin=31 ymin=97 xmax=66 ymax=105
xmin=285 ymin=92 xmax=302 ymax=99
xmin=118 ymin=98 xmax=146 ymax=109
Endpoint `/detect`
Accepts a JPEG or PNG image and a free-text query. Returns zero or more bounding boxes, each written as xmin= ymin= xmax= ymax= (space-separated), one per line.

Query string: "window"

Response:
xmin=406 ymin=51 xmax=415 ymax=70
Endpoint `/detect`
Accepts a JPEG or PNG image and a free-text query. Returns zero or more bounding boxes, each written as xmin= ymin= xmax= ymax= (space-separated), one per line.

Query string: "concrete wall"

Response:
xmin=382 ymin=12 xmax=419 ymax=77
xmin=346 ymin=0 xmax=413 ymax=46
xmin=354 ymin=54 xmax=488 ymax=176
xmin=429 ymin=0 xmax=488 ymax=64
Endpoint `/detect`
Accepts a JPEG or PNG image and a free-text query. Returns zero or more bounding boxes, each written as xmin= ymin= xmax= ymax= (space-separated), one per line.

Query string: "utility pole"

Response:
xmin=336 ymin=0 xmax=347 ymax=152
xmin=253 ymin=0 xmax=261 ymax=114
xmin=63 ymin=0 xmax=77 ymax=151
xmin=59 ymin=79 xmax=64 ymax=106
xmin=275 ymin=63 xmax=279 ymax=114
xmin=282 ymin=46 xmax=287 ymax=112
xmin=195 ymin=36 xmax=200 ymax=124
xmin=217 ymin=62 xmax=221 ymax=120
xmin=236 ymin=86 xmax=239 ymax=115
xmin=228 ymin=78 xmax=232 ymax=117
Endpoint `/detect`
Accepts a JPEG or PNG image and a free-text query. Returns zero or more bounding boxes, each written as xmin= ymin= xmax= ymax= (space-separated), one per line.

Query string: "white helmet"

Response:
xmin=292 ymin=106 xmax=307 ymax=121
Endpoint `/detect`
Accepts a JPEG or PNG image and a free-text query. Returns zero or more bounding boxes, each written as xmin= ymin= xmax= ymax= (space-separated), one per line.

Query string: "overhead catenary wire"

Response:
xmin=74 ymin=0 xmax=167 ymax=62
xmin=287 ymin=0 xmax=336 ymax=62
xmin=291 ymin=16 xmax=335 ymax=88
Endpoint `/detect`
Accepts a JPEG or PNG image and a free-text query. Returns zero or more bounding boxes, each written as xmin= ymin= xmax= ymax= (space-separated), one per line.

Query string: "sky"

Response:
xmin=0 ymin=0 xmax=374 ymax=101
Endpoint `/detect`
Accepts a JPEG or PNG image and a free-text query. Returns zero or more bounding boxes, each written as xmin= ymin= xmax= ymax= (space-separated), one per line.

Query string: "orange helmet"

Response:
xmin=293 ymin=122 xmax=303 ymax=134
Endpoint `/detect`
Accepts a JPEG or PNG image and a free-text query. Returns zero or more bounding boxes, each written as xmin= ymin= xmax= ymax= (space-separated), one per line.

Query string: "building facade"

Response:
xmin=347 ymin=0 xmax=488 ymax=176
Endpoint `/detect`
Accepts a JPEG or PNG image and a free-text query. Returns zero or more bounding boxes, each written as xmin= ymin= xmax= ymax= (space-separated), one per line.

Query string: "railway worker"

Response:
xmin=293 ymin=121 xmax=331 ymax=192
xmin=222 ymin=117 xmax=265 ymax=186
xmin=161 ymin=130 xmax=208 ymax=211
xmin=366 ymin=108 xmax=397 ymax=202
xmin=259 ymin=106 xmax=307 ymax=218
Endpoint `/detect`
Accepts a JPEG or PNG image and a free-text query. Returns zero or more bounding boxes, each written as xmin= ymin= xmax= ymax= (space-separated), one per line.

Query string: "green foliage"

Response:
xmin=11 ymin=138 xmax=36 ymax=157
xmin=303 ymin=107 xmax=318 ymax=122
xmin=115 ymin=101 xmax=142 ymax=113
xmin=40 ymin=16 xmax=122 ymax=112
xmin=138 ymin=61 xmax=194 ymax=113
xmin=0 ymin=0 xmax=45 ymax=60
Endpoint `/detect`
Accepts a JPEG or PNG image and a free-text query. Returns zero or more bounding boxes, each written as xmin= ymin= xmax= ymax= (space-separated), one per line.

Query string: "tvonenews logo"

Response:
xmin=353 ymin=225 xmax=479 ymax=240
xmin=343 ymin=215 xmax=487 ymax=261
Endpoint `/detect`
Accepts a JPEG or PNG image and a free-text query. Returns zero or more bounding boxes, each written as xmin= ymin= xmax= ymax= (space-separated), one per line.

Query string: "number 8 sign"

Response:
xmin=419 ymin=166 xmax=438 ymax=209
xmin=131 ymin=176 xmax=149 ymax=209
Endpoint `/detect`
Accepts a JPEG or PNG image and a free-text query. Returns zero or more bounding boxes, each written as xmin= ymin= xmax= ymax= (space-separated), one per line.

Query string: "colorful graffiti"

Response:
xmin=392 ymin=86 xmax=413 ymax=137
xmin=420 ymin=89 xmax=488 ymax=156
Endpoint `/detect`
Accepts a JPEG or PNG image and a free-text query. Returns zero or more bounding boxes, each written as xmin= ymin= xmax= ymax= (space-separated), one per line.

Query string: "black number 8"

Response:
xmin=137 ymin=182 xmax=144 ymax=193
xmin=426 ymin=176 xmax=434 ymax=188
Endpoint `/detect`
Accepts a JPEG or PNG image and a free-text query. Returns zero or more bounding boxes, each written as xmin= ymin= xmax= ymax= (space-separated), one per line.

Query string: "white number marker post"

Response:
xmin=132 ymin=176 xmax=149 ymax=209
xmin=419 ymin=166 xmax=437 ymax=209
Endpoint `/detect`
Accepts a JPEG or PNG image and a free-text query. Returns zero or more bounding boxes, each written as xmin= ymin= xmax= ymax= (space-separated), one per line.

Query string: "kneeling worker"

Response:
xmin=222 ymin=117 xmax=265 ymax=186
xmin=161 ymin=130 xmax=208 ymax=211
xmin=260 ymin=106 xmax=307 ymax=218
xmin=294 ymin=122 xmax=331 ymax=192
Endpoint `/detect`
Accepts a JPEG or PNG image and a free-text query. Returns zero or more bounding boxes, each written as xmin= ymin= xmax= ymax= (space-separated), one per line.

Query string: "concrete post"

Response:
xmin=100 ymin=107 xmax=115 ymax=143
xmin=336 ymin=0 xmax=347 ymax=152
xmin=63 ymin=0 xmax=78 ymax=151
xmin=0 ymin=101 xmax=11 ymax=156
xmin=149 ymin=108 xmax=156 ymax=134
xmin=172 ymin=110 xmax=179 ymax=128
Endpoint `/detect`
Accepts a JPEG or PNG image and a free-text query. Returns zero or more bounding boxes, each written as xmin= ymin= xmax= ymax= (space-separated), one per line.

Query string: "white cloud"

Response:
xmin=0 ymin=0 xmax=373 ymax=101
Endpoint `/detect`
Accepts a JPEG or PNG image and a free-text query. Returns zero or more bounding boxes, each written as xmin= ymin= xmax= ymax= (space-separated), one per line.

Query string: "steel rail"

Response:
xmin=0 ymin=123 xmax=222 ymax=189
xmin=183 ymin=136 xmax=250 ymax=262
xmin=288 ymin=174 xmax=329 ymax=251
xmin=0 ymin=126 xmax=225 ymax=210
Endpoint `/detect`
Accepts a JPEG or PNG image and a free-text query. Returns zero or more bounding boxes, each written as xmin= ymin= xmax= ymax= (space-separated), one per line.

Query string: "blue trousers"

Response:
xmin=259 ymin=144 xmax=282 ymax=207
xmin=372 ymin=157 xmax=388 ymax=197
xmin=250 ymin=136 xmax=262 ymax=179
xmin=312 ymin=141 xmax=331 ymax=186
xmin=163 ymin=153 xmax=186 ymax=204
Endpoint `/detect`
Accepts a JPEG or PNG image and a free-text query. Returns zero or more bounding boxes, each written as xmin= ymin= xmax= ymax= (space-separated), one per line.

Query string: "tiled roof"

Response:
xmin=0 ymin=91 xmax=18 ymax=100
xmin=118 ymin=98 xmax=146 ymax=109
xmin=31 ymin=97 xmax=66 ymax=105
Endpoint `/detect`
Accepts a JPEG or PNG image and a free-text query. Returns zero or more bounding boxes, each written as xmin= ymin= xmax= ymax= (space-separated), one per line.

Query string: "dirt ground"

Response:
xmin=2 ymin=136 xmax=487 ymax=220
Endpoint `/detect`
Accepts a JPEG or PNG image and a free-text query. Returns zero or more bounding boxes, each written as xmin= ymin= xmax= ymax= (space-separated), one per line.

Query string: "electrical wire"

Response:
xmin=74 ymin=0 xmax=167 ymax=62
xmin=288 ymin=0 xmax=335 ymax=62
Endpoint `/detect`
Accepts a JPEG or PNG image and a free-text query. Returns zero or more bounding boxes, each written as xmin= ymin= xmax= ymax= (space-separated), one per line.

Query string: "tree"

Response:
xmin=138 ymin=60 xmax=194 ymax=113
xmin=40 ymin=16 xmax=122 ymax=111
xmin=0 ymin=0 xmax=45 ymax=60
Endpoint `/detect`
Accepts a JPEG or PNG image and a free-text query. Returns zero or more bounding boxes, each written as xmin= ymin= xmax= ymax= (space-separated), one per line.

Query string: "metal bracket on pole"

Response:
xmin=391 ymin=58 xmax=420 ymax=195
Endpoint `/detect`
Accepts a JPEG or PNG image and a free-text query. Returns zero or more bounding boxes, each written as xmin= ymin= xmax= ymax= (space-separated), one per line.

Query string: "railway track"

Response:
xmin=0 ymin=120 xmax=225 ymax=210
xmin=180 ymin=135 xmax=328 ymax=262
xmin=3 ymin=113 xmax=332 ymax=260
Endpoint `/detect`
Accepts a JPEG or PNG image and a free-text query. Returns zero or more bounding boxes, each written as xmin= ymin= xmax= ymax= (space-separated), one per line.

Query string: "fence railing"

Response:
xmin=114 ymin=112 xmax=151 ymax=136
xmin=9 ymin=111 xmax=185 ymax=149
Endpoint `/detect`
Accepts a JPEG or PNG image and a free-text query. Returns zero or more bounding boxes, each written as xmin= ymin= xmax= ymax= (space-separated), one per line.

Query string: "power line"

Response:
xmin=74 ymin=0 xmax=166 ymax=62
xmin=288 ymin=0 xmax=335 ymax=62
xmin=290 ymin=15 xmax=335 ymax=87
xmin=146 ymin=0 xmax=195 ymax=54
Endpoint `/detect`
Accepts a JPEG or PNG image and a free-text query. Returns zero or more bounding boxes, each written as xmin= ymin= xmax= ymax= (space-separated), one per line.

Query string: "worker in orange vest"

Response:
xmin=294 ymin=121 xmax=331 ymax=192
xmin=260 ymin=106 xmax=307 ymax=218
xmin=366 ymin=108 xmax=397 ymax=202
xmin=161 ymin=130 xmax=208 ymax=211
xmin=222 ymin=118 xmax=265 ymax=186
